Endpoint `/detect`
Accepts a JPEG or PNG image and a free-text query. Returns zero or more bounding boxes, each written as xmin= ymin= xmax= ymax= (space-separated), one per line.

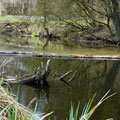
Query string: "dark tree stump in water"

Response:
xmin=19 ymin=59 xmax=51 ymax=88
xmin=3 ymin=59 xmax=51 ymax=89
xmin=2 ymin=59 xmax=76 ymax=89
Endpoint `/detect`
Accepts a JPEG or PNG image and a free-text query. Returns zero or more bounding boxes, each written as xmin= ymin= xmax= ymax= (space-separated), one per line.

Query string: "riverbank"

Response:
xmin=0 ymin=15 xmax=120 ymax=57
xmin=0 ymin=86 xmax=35 ymax=120
xmin=0 ymin=15 xmax=117 ymax=45
xmin=0 ymin=84 xmax=53 ymax=120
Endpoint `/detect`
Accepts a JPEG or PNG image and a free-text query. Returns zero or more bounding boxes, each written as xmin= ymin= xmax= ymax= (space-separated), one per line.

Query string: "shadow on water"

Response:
xmin=0 ymin=57 xmax=120 ymax=120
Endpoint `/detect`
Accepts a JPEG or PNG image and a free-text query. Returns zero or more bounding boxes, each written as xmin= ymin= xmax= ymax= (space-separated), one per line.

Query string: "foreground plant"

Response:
xmin=0 ymin=58 xmax=53 ymax=120
xmin=68 ymin=90 xmax=116 ymax=120
xmin=0 ymin=86 xmax=53 ymax=120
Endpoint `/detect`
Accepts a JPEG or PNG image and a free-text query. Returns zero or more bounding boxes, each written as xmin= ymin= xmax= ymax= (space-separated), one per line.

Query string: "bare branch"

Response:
xmin=59 ymin=79 xmax=72 ymax=88
xmin=41 ymin=62 xmax=44 ymax=71
xmin=68 ymin=71 xmax=77 ymax=83
xmin=45 ymin=59 xmax=50 ymax=72
xmin=56 ymin=70 xmax=72 ymax=81
xmin=56 ymin=70 xmax=76 ymax=89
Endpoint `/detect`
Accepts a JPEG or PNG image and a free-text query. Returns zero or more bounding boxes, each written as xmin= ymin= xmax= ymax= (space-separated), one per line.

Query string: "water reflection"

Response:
xmin=0 ymin=57 xmax=120 ymax=120
xmin=0 ymin=35 xmax=120 ymax=56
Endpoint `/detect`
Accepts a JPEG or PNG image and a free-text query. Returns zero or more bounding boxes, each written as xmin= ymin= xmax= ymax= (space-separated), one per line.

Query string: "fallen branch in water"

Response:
xmin=1 ymin=59 xmax=77 ymax=89
xmin=56 ymin=70 xmax=76 ymax=88
xmin=2 ymin=59 xmax=51 ymax=88
xmin=56 ymin=70 xmax=72 ymax=81
xmin=0 ymin=52 xmax=120 ymax=60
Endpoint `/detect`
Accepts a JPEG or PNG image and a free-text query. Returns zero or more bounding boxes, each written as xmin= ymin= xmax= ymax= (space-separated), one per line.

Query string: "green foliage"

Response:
xmin=32 ymin=33 xmax=39 ymax=37
xmin=68 ymin=90 xmax=116 ymax=120
xmin=69 ymin=102 xmax=80 ymax=120
xmin=35 ymin=0 xmax=51 ymax=17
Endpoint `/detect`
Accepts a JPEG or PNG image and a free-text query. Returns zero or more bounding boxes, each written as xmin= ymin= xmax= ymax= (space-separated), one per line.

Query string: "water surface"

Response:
xmin=0 ymin=35 xmax=120 ymax=56
xmin=0 ymin=57 xmax=120 ymax=120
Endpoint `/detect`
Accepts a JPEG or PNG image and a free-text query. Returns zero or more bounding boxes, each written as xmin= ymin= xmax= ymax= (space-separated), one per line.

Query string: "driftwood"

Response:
xmin=1 ymin=59 xmax=77 ymax=89
xmin=0 ymin=52 xmax=120 ymax=60
xmin=56 ymin=70 xmax=76 ymax=88
xmin=3 ymin=59 xmax=51 ymax=88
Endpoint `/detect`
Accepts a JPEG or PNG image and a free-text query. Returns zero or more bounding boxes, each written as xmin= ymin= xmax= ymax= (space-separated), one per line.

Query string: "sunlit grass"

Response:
xmin=0 ymin=16 xmax=23 ymax=22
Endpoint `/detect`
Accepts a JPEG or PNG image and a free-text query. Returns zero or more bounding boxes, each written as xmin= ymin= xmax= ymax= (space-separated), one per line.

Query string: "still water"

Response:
xmin=0 ymin=56 xmax=120 ymax=120
xmin=0 ymin=34 xmax=120 ymax=56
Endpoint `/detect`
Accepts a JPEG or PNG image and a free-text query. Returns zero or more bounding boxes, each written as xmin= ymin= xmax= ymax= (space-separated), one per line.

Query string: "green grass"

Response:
xmin=68 ymin=90 xmax=116 ymax=120
xmin=0 ymin=16 xmax=24 ymax=22
xmin=0 ymin=85 xmax=53 ymax=120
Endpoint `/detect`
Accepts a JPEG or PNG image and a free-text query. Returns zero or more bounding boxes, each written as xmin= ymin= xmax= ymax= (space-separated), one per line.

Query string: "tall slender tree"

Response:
xmin=110 ymin=0 xmax=120 ymax=43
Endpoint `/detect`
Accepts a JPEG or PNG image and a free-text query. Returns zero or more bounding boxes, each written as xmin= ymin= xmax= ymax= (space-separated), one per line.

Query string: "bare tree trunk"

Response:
xmin=110 ymin=0 xmax=120 ymax=43
xmin=43 ymin=15 xmax=50 ymax=38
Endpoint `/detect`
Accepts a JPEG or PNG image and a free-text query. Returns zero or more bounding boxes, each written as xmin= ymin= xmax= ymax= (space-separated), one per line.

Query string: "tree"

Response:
xmin=110 ymin=0 xmax=120 ymax=43
xmin=102 ymin=0 xmax=120 ymax=43
xmin=3 ymin=0 xmax=36 ymax=15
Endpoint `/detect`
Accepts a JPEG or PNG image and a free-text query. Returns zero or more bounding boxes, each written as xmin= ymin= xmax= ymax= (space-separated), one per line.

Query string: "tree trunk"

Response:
xmin=111 ymin=0 xmax=120 ymax=42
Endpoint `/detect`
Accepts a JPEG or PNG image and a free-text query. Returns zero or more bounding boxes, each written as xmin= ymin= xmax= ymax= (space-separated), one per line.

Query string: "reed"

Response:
xmin=68 ymin=90 xmax=116 ymax=120
xmin=0 ymin=86 xmax=33 ymax=120
xmin=0 ymin=58 xmax=53 ymax=120
xmin=0 ymin=86 xmax=54 ymax=120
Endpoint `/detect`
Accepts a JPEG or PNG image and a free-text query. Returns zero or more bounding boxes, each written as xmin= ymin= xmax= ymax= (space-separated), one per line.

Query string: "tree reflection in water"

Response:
xmin=0 ymin=57 xmax=120 ymax=120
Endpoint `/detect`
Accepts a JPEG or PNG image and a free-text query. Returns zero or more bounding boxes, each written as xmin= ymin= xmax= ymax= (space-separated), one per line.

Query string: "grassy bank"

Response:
xmin=0 ymin=16 xmax=24 ymax=23
xmin=0 ymin=86 xmax=34 ymax=120
xmin=0 ymin=85 xmax=54 ymax=120
xmin=0 ymin=15 xmax=120 ymax=57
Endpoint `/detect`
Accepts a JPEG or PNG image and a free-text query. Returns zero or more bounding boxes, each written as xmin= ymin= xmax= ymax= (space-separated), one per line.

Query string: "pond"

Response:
xmin=0 ymin=56 xmax=120 ymax=120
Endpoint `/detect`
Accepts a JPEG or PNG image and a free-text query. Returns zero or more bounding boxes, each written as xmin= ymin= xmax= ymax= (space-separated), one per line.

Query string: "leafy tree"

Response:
xmin=35 ymin=0 xmax=52 ymax=37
